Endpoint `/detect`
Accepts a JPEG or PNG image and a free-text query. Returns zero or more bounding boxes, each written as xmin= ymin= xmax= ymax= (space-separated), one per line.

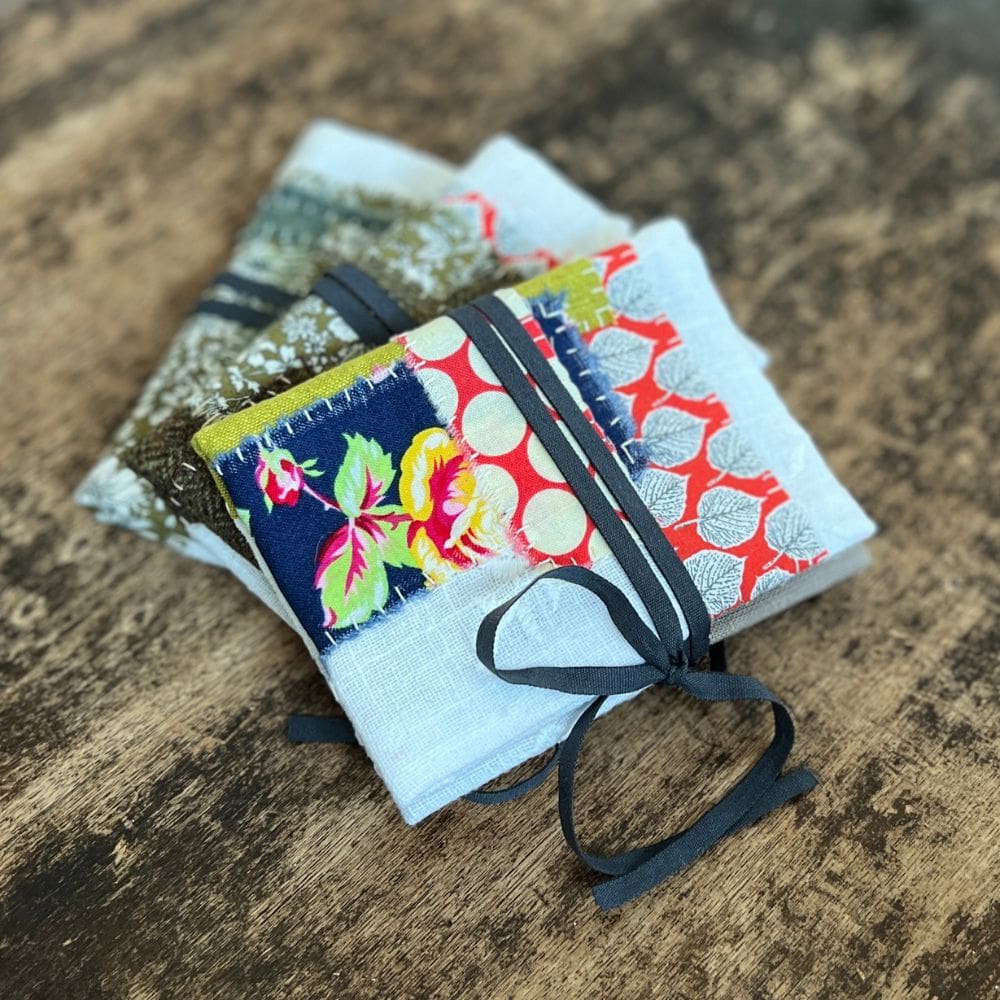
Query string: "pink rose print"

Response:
xmin=255 ymin=448 xmax=322 ymax=512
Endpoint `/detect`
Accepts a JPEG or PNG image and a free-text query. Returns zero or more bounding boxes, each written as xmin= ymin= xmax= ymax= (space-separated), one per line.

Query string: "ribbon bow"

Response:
xmin=473 ymin=564 xmax=818 ymax=911
xmin=289 ymin=293 xmax=818 ymax=910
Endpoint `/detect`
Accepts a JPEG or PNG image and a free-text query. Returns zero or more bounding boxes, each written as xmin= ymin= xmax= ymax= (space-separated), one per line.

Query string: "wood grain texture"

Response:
xmin=1 ymin=1 xmax=998 ymax=997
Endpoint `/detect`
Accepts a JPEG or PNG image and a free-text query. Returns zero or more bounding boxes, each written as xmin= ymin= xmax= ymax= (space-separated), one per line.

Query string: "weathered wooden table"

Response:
xmin=2 ymin=1 xmax=997 ymax=996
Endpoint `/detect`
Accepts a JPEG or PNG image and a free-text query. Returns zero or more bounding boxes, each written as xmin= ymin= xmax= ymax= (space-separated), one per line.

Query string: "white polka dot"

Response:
xmin=473 ymin=464 xmax=519 ymax=520
xmin=468 ymin=343 xmax=502 ymax=386
xmin=522 ymin=488 xmax=587 ymax=556
xmin=588 ymin=529 xmax=610 ymax=563
xmin=461 ymin=391 xmax=526 ymax=456
xmin=405 ymin=317 xmax=466 ymax=361
xmin=526 ymin=432 xmax=565 ymax=483
xmin=418 ymin=368 xmax=458 ymax=423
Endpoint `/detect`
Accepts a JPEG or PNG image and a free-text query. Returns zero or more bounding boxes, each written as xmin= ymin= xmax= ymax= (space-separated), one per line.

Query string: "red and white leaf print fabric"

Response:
xmin=580 ymin=243 xmax=828 ymax=612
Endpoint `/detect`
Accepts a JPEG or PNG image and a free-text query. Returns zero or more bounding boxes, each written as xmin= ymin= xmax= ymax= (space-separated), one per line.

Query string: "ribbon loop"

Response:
xmin=462 ymin=745 xmax=561 ymax=805
xmin=477 ymin=565 xmax=684 ymax=695
xmin=476 ymin=565 xmax=817 ymax=910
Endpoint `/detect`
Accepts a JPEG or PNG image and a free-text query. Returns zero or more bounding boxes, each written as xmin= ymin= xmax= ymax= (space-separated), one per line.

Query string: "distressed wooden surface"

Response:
xmin=1 ymin=1 xmax=998 ymax=997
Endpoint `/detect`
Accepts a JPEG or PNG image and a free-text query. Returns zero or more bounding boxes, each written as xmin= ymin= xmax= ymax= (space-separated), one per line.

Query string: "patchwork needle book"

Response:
xmin=118 ymin=136 xmax=643 ymax=614
xmin=76 ymin=119 xmax=456 ymax=569
xmin=193 ymin=219 xmax=875 ymax=908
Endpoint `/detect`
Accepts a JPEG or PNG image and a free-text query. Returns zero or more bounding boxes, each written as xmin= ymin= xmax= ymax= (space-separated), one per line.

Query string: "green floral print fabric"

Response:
xmin=75 ymin=120 xmax=455 ymax=561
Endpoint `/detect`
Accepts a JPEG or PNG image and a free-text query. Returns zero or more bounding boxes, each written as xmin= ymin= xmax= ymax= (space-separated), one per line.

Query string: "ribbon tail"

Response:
xmin=592 ymin=763 xmax=818 ymax=911
xmin=731 ymin=766 xmax=819 ymax=834
xmin=286 ymin=714 xmax=358 ymax=744
xmin=463 ymin=745 xmax=561 ymax=805
xmin=472 ymin=557 xmax=817 ymax=910
xmin=589 ymin=679 xmax=816 ymax=912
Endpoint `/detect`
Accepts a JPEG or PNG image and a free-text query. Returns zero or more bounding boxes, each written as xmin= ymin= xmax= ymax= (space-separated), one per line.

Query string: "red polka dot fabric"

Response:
xmin=401 ymin=315 xmax=616 ymax=566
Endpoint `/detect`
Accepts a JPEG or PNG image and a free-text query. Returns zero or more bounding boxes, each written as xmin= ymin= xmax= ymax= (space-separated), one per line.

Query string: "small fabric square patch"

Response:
xmin=214 ymin=362 xmax=504 ymax=650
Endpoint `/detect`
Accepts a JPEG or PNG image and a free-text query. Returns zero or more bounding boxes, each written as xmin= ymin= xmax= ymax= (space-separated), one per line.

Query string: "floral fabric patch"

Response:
xmin=213 ymin=364 xmax=503 ymax=650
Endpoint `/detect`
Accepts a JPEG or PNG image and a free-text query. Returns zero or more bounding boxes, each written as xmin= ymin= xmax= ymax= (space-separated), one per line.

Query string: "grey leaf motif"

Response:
xmin=653 ymin=347 xmax=710 ymax=400
xmin=641 ymin=407 xmax=705 ymax=468
xmin=695 ymin=487 xmax=762 ymax=548
xmin=751 ymin=568 xmax=791 ymax=600
xmin=589 ymin=327 xmax=654 ymax=387
xmin=637 ymin=470 xmax=688 ymax=526
xmin=707 ymin=426 xmax=767 ymax=480
xmin=684 ymin=549 xmax=745 ymax=615
xmin=606 ymin=264 xmax=661 ymax=320
xmin=765 ymin=503 xmax=823 ymax=561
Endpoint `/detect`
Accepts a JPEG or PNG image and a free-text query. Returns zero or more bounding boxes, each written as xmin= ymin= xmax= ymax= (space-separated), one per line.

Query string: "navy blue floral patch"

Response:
xmin=215 ymin=363 xmax=505 ymax=652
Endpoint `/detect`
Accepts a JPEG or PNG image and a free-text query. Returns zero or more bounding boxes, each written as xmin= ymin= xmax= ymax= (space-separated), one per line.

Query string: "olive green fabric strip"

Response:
xmin=193 ymin=342 xmax=405 ymax=463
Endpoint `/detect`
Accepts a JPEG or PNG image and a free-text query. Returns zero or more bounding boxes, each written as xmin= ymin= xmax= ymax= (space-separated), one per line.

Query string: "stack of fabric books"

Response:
xmin=78 ymin=119 xmax=875 ymax=910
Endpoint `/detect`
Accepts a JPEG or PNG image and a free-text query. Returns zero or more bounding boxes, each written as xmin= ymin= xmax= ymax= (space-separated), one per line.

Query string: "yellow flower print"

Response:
xmin=399 ymin=428 xmax=502 ymax=583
